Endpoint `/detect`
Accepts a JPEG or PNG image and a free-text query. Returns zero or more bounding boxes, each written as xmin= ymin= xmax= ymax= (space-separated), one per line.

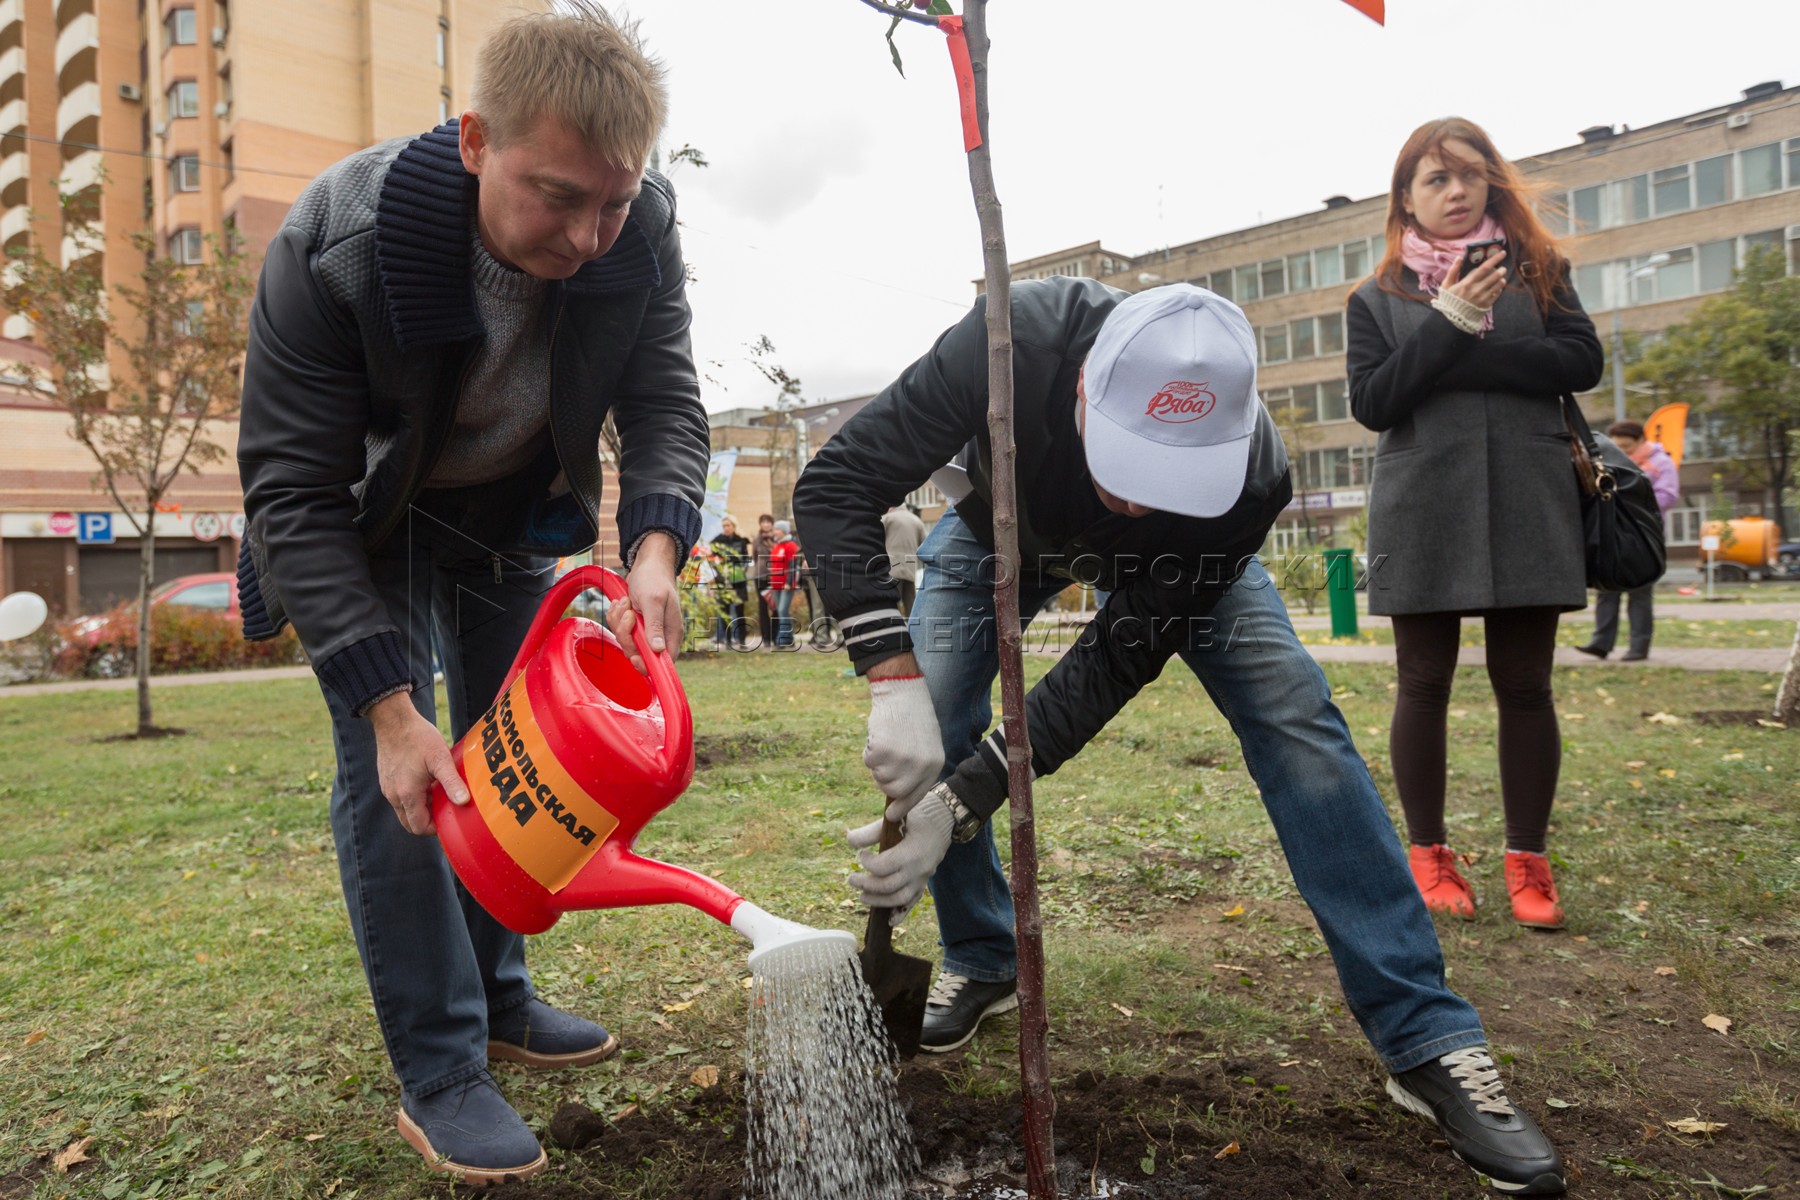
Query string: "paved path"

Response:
xmin=1303 ymin=643 xmax=1788 ymax=673
xmin=0 ymin=665 xmax=316 ymax=699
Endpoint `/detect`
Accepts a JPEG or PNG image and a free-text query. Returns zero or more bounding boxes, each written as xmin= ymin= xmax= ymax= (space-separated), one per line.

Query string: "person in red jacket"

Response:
xmin=764 ymin=519 xmax=802 ymax=647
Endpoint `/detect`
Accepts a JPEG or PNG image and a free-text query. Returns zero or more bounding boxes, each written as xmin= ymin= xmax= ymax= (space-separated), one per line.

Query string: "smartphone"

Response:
xmin=1461 ymin=238 xmax=1506 ymax=276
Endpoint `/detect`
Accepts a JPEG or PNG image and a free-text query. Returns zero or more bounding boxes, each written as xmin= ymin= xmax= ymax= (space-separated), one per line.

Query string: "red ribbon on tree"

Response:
xmin=936 ymin=16 xmax=980 ymax=152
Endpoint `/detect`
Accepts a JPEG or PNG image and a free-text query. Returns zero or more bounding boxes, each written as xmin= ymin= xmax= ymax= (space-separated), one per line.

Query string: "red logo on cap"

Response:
xmin=1145 ymin=382 xmax=1215 ymax=423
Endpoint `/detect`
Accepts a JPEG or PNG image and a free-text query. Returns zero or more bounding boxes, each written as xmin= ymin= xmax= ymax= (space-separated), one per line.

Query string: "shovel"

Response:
xmin=857 ymin=815 xmax=933 ymax=1059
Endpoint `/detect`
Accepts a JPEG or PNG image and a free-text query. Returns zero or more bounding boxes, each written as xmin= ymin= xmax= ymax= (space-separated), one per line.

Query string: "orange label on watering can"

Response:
xmin=463 ymin=678 xmax=619 ymax=894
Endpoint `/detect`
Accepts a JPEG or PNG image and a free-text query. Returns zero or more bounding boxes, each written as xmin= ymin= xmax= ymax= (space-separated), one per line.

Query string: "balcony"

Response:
xmin=1 ymin=202 xmax=30 ymax=246
xmin=60 ymin=227 xmax=100 ymax=268
xmin=56 ymin=79 xmax=97 ymax=141
xmin=0 ymin=148 xmax=25 ymax=206
xmin=60 ymin=146 xmax=100 ymax=194
xmin=0 ymin=46 xmax=22 ymax=90
xmin=0 ymin=0 xmax=21 ymax=39
xmin=54 ymin=11 xmax=97 ymax=84
xmin=0 ymin=97 xmax=24 ymax=138
xmin=3 ymin=313 xmax=30 ymax=340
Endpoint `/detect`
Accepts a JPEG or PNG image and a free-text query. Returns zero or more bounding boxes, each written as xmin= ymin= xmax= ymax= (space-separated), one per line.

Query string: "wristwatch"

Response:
xmin=931 ymin=782 xmax=985 ymax=844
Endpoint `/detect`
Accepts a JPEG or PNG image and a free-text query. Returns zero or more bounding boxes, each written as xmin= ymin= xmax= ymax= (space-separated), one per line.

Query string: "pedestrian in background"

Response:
xmin=765 ymin=519 xmax=801 ymax=647
xmin=1349 ymin=116 xmax=1603 ymax=933
xmin=750 ymin=512 xmax=776 ymax=646
xmin=882 ymin=503 xmax=928 ymax=615
xmin=1577 ymin=421 xmax=1679 ymax=662
xmin=710 ymin=515 xmax=751 ymax=647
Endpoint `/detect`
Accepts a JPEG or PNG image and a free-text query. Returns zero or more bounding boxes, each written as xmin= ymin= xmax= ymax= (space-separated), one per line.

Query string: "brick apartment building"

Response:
xmin=0 ymin=0 xmax=542 ymax=614
xmin=999 ymin=82 xmax=1800 ymax=563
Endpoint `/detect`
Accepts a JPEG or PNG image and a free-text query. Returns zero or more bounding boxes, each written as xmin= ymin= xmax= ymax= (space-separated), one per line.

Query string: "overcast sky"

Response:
xmin=639 ymin=0 xmax=1799 ymax=413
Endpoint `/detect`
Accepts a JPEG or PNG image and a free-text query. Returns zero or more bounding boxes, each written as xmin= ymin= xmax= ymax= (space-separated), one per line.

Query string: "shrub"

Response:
xmin=48 ymin=604 xmax=305 ymax=680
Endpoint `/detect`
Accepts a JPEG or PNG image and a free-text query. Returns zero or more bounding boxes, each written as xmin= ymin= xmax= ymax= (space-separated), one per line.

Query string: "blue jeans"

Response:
xmin=321 ymin=497 xmax=556 ymax=1097
xmin=772 ymin=586 xmax=795 ymax=646
xmin=910 ymin=511 xmax=1485 ymax=1073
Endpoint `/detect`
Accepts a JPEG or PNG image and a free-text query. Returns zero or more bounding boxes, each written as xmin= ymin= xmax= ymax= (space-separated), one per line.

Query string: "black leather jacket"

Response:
xmin=794 ymin=277 xmax=1291 ymax=816
xmin=237 ymin=123 xmax=708 ymax=715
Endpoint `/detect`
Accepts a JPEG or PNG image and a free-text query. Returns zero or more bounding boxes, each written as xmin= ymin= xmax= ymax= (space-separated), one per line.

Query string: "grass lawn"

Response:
xmin=2 ymin=652 xmax=1796 ymax=1198
xmin=1289 ymin=617 xmax=1797 ymax=649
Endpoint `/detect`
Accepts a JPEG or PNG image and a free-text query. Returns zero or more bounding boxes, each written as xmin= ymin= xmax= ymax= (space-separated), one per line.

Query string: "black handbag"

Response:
xmin=1560 ymin=395 xmax=1667 ymax=592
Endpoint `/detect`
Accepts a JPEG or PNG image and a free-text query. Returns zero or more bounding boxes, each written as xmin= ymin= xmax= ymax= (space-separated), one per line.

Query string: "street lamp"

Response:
xmin=1610 ymin=253 xmax=1670 ymax=423
xmin=789 ymin=407 xmax=840 ymax=471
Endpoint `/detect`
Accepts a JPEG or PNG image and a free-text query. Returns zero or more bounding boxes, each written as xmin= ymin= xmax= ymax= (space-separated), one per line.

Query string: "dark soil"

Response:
xmin=96 ymin=724 xmax=189 ymax=742
xmin=497 ymin=895 xmax=1800 ymax=1199
xmin=693 ymin=731 xmax=799 ymax=767
xmin=1688 ymin=709 xmax=1792 ymax=729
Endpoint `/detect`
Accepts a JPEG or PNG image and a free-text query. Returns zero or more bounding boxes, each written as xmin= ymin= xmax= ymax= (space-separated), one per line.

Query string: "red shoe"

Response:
xmin=1505 ymin=851 xmax=1565 ymax=930
xmin=1408 ymin=844 xmax=1477 ymax=919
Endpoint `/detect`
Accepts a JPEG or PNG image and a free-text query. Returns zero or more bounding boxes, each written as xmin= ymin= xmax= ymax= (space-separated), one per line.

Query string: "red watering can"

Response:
xmin=430 ymin=566 xmax=845 ymax=965
xmin=430 ymin=565 xmax=732 ymax=932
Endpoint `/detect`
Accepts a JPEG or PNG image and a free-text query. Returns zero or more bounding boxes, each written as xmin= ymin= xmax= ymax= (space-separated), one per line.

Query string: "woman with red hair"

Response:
xmin=1348 ymin=118 xmax=1603 ymax=932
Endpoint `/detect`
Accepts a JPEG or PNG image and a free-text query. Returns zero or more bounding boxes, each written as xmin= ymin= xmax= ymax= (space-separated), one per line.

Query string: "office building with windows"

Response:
xmin=0 ymin=0 xmax=541 ymax=613
xmin=1007 ymin=82 xmax=1800 ymax=561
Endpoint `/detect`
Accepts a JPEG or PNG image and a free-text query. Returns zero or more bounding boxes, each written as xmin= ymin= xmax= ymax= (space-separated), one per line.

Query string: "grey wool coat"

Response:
xmin=1346 ymin=268 xmax=1605 ymax=616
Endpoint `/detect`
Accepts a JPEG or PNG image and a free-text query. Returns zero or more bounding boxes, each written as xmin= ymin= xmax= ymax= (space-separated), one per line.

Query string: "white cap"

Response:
xmin=1082 ymin=284 xmax=1260 ymax=518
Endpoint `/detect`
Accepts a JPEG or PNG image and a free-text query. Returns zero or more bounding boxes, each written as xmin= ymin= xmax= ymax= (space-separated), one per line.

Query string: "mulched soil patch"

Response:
xmin=503 ymin=889 xmax=1800 ymax=1199
xmin=96 ymin=725 xmax=189 ymax=742
xmin=693 ymin=731 xmax=799 ymax=767
xmin=1688 ymin=709 xmax=1792 ymax=729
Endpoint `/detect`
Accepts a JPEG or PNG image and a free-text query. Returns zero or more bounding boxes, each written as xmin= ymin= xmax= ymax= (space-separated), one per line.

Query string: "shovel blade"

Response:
xmin=859 ymin=914 xmax=932 ymax=1060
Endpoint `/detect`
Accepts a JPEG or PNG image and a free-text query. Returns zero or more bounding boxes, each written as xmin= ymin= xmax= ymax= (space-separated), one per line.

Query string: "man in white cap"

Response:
xmin=793 ymin=279 xmax=1566 ymax=1197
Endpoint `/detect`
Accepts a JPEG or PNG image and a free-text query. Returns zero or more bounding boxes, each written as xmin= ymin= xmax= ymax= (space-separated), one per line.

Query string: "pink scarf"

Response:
xmin=1401 ymin=214 xmax=1506 ymax=334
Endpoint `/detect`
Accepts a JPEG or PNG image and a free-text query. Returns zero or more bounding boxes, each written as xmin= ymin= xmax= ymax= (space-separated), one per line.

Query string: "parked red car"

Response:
xmin=69 ymin=573 xmax=240 ymax=646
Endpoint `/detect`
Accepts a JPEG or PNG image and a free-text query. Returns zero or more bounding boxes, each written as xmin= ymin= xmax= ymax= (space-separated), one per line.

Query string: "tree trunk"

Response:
xmin=958 ymin=4 xmax=1057 ymax=1196
xmin=1776 ymin=620 xmax=1800 ymax=724
xmin=136 ymin=507 xmax=156 ymax=735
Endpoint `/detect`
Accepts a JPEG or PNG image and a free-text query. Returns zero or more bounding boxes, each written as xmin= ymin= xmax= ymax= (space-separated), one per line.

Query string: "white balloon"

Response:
xmin=0 ymin=591 xmax=49 ymax=641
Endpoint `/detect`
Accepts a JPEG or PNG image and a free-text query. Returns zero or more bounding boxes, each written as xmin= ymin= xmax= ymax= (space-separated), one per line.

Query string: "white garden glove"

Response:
xmin=863 ymin=674 xmax=944 ymax=815
xmin=847 ymin=785 xmax=957 ymax=921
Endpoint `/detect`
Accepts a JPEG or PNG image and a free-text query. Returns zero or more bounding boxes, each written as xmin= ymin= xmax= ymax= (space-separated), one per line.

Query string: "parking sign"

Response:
xmin=77 ymin=513 xmax=114 ymax=544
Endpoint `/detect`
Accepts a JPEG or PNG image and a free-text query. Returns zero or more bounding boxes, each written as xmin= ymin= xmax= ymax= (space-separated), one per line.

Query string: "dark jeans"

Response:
xmin=1389 ymin=607 xmax=1562 ymax=855
xmin=1590 ymin=585 xmax=1653 ymax=656
xmin=714 ymin=583 xmax=747 ymax=646
xmin=323 ymin=494 xmax=557 ymax=1097
xmin=754 ymin=581 xmax=774 ymax=644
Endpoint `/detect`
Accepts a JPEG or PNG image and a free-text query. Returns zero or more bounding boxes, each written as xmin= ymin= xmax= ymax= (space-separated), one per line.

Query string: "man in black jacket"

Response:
xmin=794 ymin=279 xmax=1566 ymax=1197
xmin=236 ymin=6 xmax=707 ymax=1185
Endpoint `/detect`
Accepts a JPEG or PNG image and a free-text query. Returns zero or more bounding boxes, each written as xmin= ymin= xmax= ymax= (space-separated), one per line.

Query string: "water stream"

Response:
xmin=742 ymin=939 xmax=919 ymax=1200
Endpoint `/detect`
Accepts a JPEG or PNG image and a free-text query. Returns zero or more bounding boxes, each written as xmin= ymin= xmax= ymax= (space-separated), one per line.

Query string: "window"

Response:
xmin=1317 ymin=311 xmax=1344 ymax=354
xmin=1741 ymin=142 xmax=1782 ymax=196
xmin=1789 ymin=139 xmax=1800 ymax=190
xmin=1287 ymin=251 xmax=1312 ymax=292
xmin=1348 ymin=443 xmax=1377 ymax=485
xmin=1695 ymin=155 xmax=1731 ymax=207
xmin=1341 ymin=239 xmax=1369 ymax=280
xmin=439 ymin=98 xmax=449 ymax=124
xmin=172 ymin=298 xmax=205 ymax=335
xmin=165 ymin=7 xmax=196 ymax=47
xmin=1665 ymin=506 xmax=1705 ymax=546
xmin=1540 ymin=195 xmax=1571 ymax=236
xmin=1652 ymin=165 xmax=1691 ymax=216
xmin=1573 ymin=263 xmax=1610 ymax=312
xmin=169 ymin=155 xmax=201 ymax=191
xmin=1572 ymin=185 xmax=1603 ymax=232
xmin=436 ymin=27 xmax=446 ymax=68
xmin=1289 ymin=316 xmax=1315 ymax=360
xmin=1208 ymin=269 xmax=1233 ymax=301
xmin=1698 ymin=239 xmax=1735 ymax=292
xmin=1260 ymin=258 xmax=1286 ymax=298
xmin=1316 ymin=378 xmax=1349 ymax=423
xmin=1742 ymin=228 xmax=1783 ymax=264
xmin=167 ymin=80 xmax=199 ymax=119
xmin=1234 ymin=263 xmax=1259 ymax=303
xmin=1655 ymin=247 xmax=1696 ymax=301
xmin=1261 ymin=324 xmax=1288 ymax=363
xmin=1611 ymin=174 xmax=1649 ymax=224
xmin=1285 ymin=382 xmax=1318 ymax=423
xmin=171 ymin=227 xmax=203 ymax=263
xmin=1314 ymin=244 xmax=1342 ymax=287
xmin=169 ymin=581 xmax=230 ymax=610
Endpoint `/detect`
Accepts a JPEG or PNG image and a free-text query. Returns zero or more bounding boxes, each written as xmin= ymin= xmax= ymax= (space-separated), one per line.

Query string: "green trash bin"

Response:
xmin=1323 ymin=547 xmax=1357 ymax=638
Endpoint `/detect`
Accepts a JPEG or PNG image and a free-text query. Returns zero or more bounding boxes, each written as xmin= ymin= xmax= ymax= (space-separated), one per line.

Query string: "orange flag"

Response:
xmin=1341 ymin=0 xmax=1385 ymax=22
